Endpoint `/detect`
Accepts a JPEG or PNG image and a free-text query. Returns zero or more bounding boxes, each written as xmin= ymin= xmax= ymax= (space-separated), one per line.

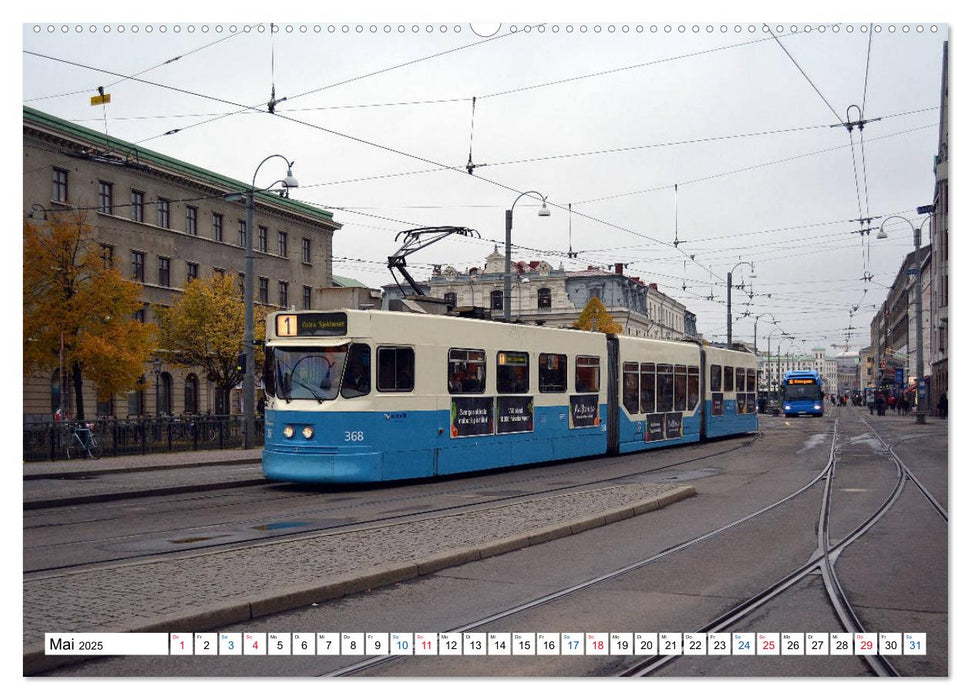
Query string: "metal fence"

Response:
xmin=23 ymin=415 xmax=265 ymax=462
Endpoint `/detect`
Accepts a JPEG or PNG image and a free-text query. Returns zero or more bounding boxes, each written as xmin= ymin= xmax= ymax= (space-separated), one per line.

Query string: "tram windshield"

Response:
xmin=783 ymin=383 xmax=822 ymax=401
xmin=270 ymin=345 xmax=349 ymax=402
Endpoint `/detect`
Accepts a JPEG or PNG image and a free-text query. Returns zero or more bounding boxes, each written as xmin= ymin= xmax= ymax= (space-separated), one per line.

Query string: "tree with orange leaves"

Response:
xmin=23 ymin=209 xmax=156 ymax=420
xmin=572 ymin=296 xmax=624 ymax=334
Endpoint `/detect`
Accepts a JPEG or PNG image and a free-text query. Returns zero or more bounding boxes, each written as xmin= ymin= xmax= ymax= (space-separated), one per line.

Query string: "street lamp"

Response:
xmin=505 ymin=191 xmax=550 ymax=322
xmin=240 ymin=155 xmax=299 ymax=448
xmin=878 ymin=211 xmax=931 ymax=424
xmin=726 ymin=261 xmax=754 ymax=345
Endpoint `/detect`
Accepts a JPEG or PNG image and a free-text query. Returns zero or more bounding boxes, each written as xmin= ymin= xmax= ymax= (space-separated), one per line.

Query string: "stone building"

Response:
xmin=23 ymin=106 xmax=341 ymax=421
xmin=760 ymin=347 xmax=838 ymax=396
xmin=383 ymin=249 xmax=695 ymax=340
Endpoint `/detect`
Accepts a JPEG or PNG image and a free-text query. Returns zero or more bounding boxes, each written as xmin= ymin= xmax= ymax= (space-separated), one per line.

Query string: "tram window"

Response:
xmin=576 ymin=356 xmax=600 ymax=393
xmin=497 ymin=351 xmax=530 ymax=394
xmin=736 ymin=367 xmax=746 ymax=393
xmin=539 ymin=353 xmax=567 ymax=393
xmin=640 ymin=363 xmax=656 ymax=413
xmin=377 ymin=346 xmax=414 ymax=392
xmin=724 ymin=366 xmax=735 ymax=392
xmin=747 ymin=368 xmax=757 ymax=393
xmin=657 ymin=364 xmax=674 ymax=412
xmin=623 ymin=362 xmax=639 ymax=414
xmin=674 ymin=365 xmax=687 ymax=411
xmin=341 ymin=343 xmax=371 ymax=398
xmin=710 ymin=364 xmax=722 ymax=392
xmin=448 ymin=348 xmax=486 ymax=394
xmin=687 ymin=367 xmax=700 ymax=410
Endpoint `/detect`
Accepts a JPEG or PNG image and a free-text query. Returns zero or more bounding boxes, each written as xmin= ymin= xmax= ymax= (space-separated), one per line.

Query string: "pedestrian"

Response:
xmin=901 ymin=395 xmax=909 ymax=414
xmin=888 ymin=394 xmax=896 ymax=414
xmin=938 ymin=392 xmax=948 ymax=419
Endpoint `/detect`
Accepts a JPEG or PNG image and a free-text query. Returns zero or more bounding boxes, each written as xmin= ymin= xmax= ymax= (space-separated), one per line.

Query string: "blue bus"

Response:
xmin=782 ymin=370 xmax=824 ymax=417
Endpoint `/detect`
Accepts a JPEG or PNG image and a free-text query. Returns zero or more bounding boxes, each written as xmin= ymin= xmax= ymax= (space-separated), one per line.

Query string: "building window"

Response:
xmin=184 ymin=374 xmax=199 ymax=414
xmin=158 ymin=257 xmax=171 ymax=287
xmin=444 ymin=292 xmax=457 ymax=307
xmin=258 ymin=226 xmax=268 ymax=252
xmin=259 ymin=277 xmax=269 ymax=304
xmin=212 ymin=213 xmax=223 ymax=241
xmin=133 ymin=306 xmax=146 ymax=323
xmin=186 ymin=206 xmax=197 ymax=235
xmin=213 ymin=267 xmax=225 ymax=278
xmin=157 ymin=372 xmax=173 ymax=415
xmin=130 ymin=190 xmax=145 ymax=222
xmin=490 ymin=290 xmax=504 ymax=311
xmin=303 ymin=285 xmax=312 ymax=310
xmin=238 ymin=273 xmax=246 ymax=299
xmin=51 ymin=369 xmax=62 ymax=416
xmin=278 ymin=231 xmax=288 ymax=257
xmin=157 ymin=198 xmax=170 ymax=228
xmin=537 ymin=287 xmax=552 ymax=309
xmin=52 ymin=167 xmax=68 ymax=203
xmin=238 ymin=220 xmax=247 ymax=247
xmin=128 ymin=380 xmax=145 ymax=416
xmin=186 ymin=262 xmax=199 ymax=283
xmin=302 ymin=237 xmax=311 ymax=263
xmin=131 ymin=251 xmax=145 ymax=282
xmin=279 ymin=281 xmax=289 ymax=308
xmin=96 ymin=394 xmax=114 ymax=418
xmin=101 ymin=244 xmax=114 ymax=269
xmin=98 ymin=181 xmax=113 ymax=214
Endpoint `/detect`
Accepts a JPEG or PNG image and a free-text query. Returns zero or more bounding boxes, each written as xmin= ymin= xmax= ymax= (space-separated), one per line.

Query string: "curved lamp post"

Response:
xmin=878 ymin=212 xmax=932 ymax=424
xmin=242 ymin=155 xmax=299 ymax=448
xmin=726 ymin=261 xmax=754 ymax=345
xmin=505 ymin=191 xmax=550 ymax=322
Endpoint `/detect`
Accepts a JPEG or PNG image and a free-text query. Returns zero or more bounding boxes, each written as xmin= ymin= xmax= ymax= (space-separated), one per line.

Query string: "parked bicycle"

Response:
xmin=66 ymin=422 xmax=103 ymax=460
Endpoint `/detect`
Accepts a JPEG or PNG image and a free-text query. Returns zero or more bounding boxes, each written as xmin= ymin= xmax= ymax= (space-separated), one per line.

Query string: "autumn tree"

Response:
xmin=572 ymin=296 xmax=624 ymax=334
xmin=23 ymin=209 xmax=156 ymax=421
xmin=154 ymin=274 xmax=269 ymax=409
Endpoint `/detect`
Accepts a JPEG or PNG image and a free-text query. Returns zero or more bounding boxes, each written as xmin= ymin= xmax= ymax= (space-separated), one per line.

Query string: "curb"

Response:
xmin=23 ymin=484 xmax=695 ymax=675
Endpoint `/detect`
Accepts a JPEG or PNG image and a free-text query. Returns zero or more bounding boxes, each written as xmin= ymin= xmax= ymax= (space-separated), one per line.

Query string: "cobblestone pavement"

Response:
xmin=24 ymin=482 xmax=693 ymax=669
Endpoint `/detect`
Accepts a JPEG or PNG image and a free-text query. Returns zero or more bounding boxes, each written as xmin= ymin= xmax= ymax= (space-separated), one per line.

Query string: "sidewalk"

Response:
xmin=23 ymin=448 xmax=265 ymax=509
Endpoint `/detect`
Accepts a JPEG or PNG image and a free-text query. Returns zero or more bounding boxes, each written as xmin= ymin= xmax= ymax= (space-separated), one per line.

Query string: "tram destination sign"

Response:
xmin=276 ymin=313 xmax=348 ymax=337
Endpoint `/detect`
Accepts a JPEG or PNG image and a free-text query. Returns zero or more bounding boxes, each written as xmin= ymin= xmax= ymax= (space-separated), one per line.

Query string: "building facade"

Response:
xmin=23 ymin=106 xmax=341 ymax=421
xmin=929 ymin=41 xmax=949 ymax=410
xmin=383 ymin=251 xmax=694 ymax=340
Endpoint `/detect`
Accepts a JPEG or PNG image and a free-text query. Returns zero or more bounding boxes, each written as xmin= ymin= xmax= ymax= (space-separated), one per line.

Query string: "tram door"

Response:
xmin=606 ymin=336 xmax=620 ymax=455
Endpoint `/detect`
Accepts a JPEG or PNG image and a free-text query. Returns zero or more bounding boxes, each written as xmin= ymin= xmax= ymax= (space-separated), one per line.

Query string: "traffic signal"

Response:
xmin=236 ymin=352 xmax=246 ymax=374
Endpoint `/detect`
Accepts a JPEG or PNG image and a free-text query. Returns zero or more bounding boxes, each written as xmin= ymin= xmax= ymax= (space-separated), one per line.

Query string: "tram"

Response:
xmin=781 ymin=369 xmax=825 ymax=417
xmin=261 ymin=309 xmax=759 ymax=483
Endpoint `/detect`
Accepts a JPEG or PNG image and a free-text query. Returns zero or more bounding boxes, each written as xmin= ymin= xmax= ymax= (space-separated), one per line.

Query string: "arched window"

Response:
xmin=184 ymin=374 xmax=199 ymax=414
xmin=158 ymin=372 xmax=173 ymax=415
xmin=128 ymin=378 xmax=145 ymax=416
xmin=537 ymin=287 xmax=552 ymax=309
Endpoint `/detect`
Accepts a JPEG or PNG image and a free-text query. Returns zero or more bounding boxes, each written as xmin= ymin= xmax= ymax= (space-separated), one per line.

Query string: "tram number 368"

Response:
xmin=344 ymin=431 xmax=366 ymax=442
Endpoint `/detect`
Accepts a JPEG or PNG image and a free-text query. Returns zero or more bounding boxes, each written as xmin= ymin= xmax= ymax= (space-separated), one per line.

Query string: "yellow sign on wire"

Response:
xmin=90 ymin=93 xmax=110 ymax=106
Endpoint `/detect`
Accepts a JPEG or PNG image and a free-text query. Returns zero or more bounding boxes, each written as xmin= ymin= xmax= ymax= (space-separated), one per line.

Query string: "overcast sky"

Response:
xmin=19 ymin=12 xmax=950 ymax=356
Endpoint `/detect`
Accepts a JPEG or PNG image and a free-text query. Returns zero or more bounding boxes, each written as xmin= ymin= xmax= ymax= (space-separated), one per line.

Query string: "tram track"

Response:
xmin=24 ymin=432 xmax=763 ymax=576
xmin=323 ymin=406 xmax=945 ymax=678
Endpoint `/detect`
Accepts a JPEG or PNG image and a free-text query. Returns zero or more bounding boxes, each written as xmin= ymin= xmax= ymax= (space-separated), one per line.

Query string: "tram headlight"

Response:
xmin=784 ymin=404 xmax=791 ymax=412
xmin=283 ymin=424 xmax=295 ymax=439
xmin=814 ymin=404 xmax=822 ymax=410
xmin=301 ymin=425 xmax=314 ymax=440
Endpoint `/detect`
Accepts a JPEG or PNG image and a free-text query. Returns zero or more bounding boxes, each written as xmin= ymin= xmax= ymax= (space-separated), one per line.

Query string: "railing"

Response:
xmin=23 ymin=415 xmax=265 ymax=462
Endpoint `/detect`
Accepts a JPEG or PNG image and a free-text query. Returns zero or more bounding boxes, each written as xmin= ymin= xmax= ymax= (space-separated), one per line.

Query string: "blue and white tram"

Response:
xmin=261 ymin=309 xmax=758 ymax=483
